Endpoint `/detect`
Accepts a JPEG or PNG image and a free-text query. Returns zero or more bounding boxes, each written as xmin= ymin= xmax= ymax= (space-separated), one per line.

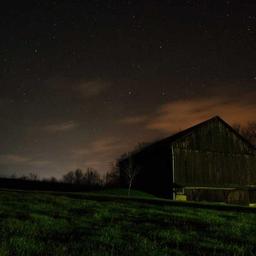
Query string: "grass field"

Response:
xmin=88 ymin=188 xmax=158 ymax=198
xmin=0 ymin=189 xmax=256 ymax=256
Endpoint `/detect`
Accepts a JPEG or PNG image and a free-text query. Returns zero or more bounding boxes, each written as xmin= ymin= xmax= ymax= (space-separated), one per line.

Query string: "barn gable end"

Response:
xmin=172 ymin=116 xmax=255 ymax=154
xmin=173 ymin=117 xmax=256 ymax=188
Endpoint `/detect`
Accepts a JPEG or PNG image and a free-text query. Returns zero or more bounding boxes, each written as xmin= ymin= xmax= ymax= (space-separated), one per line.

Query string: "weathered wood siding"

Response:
xmin=184 ymin=188 xmax=256 ymax=204
xmin=173 ymin=119 xmax=256 ymax=187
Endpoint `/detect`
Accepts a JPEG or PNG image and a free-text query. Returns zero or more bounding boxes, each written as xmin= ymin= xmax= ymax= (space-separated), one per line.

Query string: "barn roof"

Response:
xmin=121 ymin=116 xmax=255 ymax=160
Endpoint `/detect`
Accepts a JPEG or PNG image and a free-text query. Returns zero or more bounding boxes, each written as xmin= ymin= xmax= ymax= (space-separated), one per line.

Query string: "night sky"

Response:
xmin=0 ymin=1 xmax=256 ymax=178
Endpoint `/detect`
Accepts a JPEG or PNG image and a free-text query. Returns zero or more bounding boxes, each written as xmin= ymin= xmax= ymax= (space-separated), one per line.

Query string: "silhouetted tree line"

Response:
xmin=0 ymin=141 xmax=150 ymax=194
xmin=62 ymin=168 xmax=102 ymax=186
xmin=0 ymin=166 xmax=121 ymax=192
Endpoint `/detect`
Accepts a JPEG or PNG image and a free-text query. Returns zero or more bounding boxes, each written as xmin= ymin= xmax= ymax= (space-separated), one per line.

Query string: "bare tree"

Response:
xmin=124 ymin=154 xmax=140 ymax=196
xmin=242 ymin=122 xmax=256 ymax=145
xmin=42 ymin=176 xmax=58 ymax=183
xmin=105 ymin=162 xmax=120 ymax=187
xmin=49 ymin=176 xmax=58 ymax=183
xmin=233 ymin=122 xmax=256 ymax=145
xmin=62 ymin=168 xmax=102 ymax=185
xmin=28 ymin=172 xmax=39 ymax=181
xmin=20 ymin=175 xmax=28 ymax=180
xmin=83 ymin=168 xmax=101 ymax=186
xmin=74 ymin=169 xmax=83 ymax=184
xmin=10 ymin=174 xmax=17 ymax=179
xmin=62 ymin=170 xmax=75 ymax=184
xmin=233 ymin=123 xmax=242 ymax=134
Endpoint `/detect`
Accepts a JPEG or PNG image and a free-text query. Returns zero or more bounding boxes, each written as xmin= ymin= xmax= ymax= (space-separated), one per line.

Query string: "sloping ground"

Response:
xmin=88 ymin=188 xmax=158 ymax=198
xmin=24 ymin=188 xmax=256 ymax=213
xmin=0 ymin=190 xmax=255 ymax=256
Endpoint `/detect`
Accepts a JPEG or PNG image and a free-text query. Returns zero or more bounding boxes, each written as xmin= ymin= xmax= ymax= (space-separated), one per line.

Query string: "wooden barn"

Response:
xmin=118 ymin=116 xmax=256 ymax=204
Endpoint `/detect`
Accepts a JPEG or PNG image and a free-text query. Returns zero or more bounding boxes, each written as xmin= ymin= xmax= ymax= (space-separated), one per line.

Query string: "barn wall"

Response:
xmin=174 ymin=149 xmax=256 ymax=186
xmin=173 ymin=119 xmax=256 ymax=187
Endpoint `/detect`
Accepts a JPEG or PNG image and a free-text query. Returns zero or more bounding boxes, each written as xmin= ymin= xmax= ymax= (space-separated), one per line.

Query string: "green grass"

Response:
xmin=89 ymin=188 xmax=157 ymax=198
xmin=0 ymin=190 xmax=255 ymax=256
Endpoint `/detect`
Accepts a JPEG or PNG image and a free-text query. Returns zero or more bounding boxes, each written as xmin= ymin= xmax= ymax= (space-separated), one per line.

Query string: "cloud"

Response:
xmin=71 ymin=137 xmax=129 ymax=172
xmin=0 ymin=154 xmax=51 ymax=167
xmin=120 ymin=115 xmax=148 ymax=124
xmin=79 ymin=79 xmax=109 ymax=97
xmin=43 ymin=121 xmax=78 ymax=133
xmin=120 ymin=90 xmax=256 ymax=134
xmin=28 ymin=160 xmax=52 ymax=166
xmin=0 ymin=154 xmax=31 ymax=164
xmin=45 ymin=77 xmax=110 ymax=99
xmin=73 ymin=137 xmax=124 ymax=157
xmin=147 ymin=96 xmax=256 ymax=133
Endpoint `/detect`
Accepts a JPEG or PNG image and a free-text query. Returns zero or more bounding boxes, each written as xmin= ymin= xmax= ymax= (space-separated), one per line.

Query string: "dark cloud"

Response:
xmin=79 ymin=80 xmax=110 ymax=98
xmin=43 ymin=121 xmax=78 ymax=133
